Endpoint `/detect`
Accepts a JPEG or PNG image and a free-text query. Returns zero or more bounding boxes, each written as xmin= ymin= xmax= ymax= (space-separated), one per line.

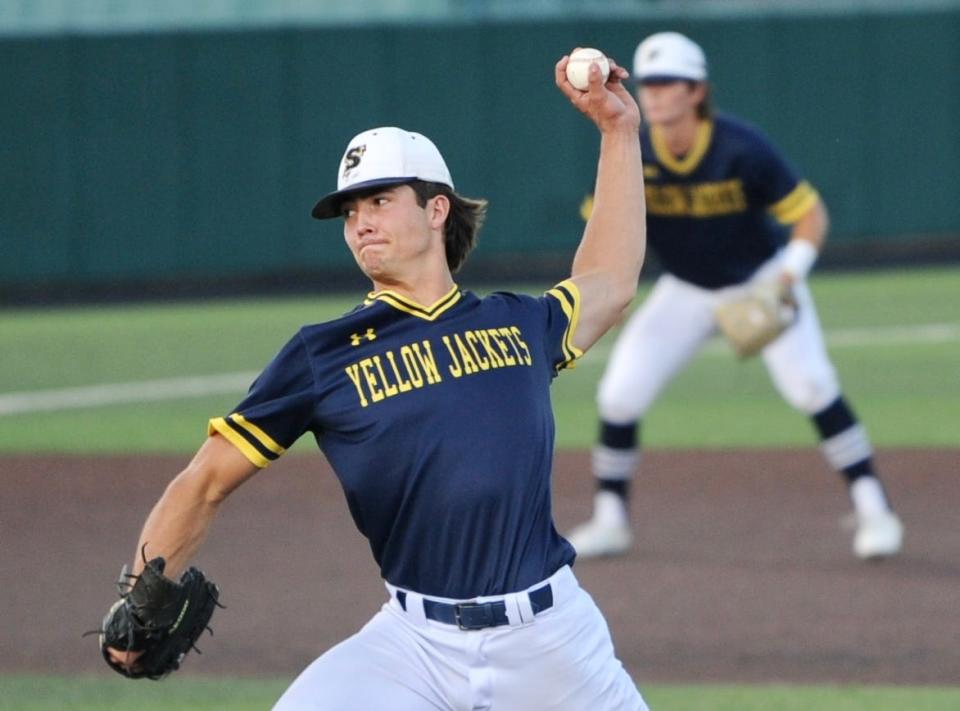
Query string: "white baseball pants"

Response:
xmin=272 ymin=566 xmax=648 ymax=711
xmin=598 ymin=254 xmax=841 ymax=424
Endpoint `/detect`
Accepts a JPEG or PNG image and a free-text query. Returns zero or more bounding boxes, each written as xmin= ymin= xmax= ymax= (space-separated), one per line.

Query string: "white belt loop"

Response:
xmin=386 ymin=582 xmax=430 ymax=628
xmin=404 ymin=591 xmax=428 ymax=627
xmin=547 ymin=565 xmax=576 ymax=608
xmin=501 ymin=594 xmax=519 ymax=626
xmin=515 ymin=591 xmax=535 ymax=624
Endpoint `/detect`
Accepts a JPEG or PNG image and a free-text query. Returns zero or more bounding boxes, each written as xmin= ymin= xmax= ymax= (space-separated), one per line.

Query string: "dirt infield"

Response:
xmin=3 ymin=448 xmax=957 ymax=685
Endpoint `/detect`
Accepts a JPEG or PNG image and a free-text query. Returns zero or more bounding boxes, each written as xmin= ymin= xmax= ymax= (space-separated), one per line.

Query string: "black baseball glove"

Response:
xmin=96 ymin=551 xmax=221 ymax=680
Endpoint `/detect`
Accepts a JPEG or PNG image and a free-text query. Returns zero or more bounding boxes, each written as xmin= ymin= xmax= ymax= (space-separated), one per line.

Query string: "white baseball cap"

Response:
xmin=312 ymin=126 xmax=454 ymax=219
xmin=633 ymin=32 xmax=708 ymax=83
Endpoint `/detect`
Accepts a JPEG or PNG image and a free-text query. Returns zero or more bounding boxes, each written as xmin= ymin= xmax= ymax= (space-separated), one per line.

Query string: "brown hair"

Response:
xmin=691 ymin=81 xmax=712 ymax=119
xmin=409 ymin=180 xmax=488 ymax=273
xmin=637 ymin=79 xmax=712 ymax=119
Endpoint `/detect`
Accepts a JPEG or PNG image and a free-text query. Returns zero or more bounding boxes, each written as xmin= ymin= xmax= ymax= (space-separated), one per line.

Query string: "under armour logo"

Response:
xmin=350 ymin=328 xmax=377 ymax=346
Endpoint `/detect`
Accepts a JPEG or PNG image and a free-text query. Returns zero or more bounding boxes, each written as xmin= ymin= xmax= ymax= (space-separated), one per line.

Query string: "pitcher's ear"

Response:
xmin=429 ymin=194 xmax=451 ymax=226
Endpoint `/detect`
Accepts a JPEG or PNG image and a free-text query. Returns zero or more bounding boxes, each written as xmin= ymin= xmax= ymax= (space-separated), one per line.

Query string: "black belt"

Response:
xmin=395 ymin=583 xmax=554 ymax=630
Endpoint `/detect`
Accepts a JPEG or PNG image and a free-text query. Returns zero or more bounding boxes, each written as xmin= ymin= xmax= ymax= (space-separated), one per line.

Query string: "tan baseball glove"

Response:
xmin=715 ymin=281 xmax=797 ymax=359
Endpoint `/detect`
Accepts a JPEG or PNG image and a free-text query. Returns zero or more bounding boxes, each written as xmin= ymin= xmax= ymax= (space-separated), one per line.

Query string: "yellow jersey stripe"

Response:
xmin=770 ymin=181 xmax=819 ymax=224
xmin=208 ymin=417 xmax=271 ymax=468
xmin=545 ymin=287 xmax=573 ymax=362
xmin=231 ymin=413 xmax=285 ymax=455
xmin=547 ymin=280 xmax=584 ymax=370
xmin=550 ymin=285 xmax=579 ymax=363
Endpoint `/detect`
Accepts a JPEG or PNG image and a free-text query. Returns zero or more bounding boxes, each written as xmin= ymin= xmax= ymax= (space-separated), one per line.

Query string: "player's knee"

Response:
xmin=777 ymin=374 xmax=840 ymax=415
xmin=596 ymin=383 xmax=647 ymax=424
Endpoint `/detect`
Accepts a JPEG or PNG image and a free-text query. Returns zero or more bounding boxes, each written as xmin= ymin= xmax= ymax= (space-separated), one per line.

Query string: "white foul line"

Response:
xmin=825 ymin=322 xmax=960 ymax=346
xmin=0 ymin=372 xmax=259 ymax=416
xmin=579 ymin=322 xmax=960 ymax=363
xmin=700 ymin=321 xmax=960 ymax=356
xmin=1 ymin=322 xmax=958 ymax=416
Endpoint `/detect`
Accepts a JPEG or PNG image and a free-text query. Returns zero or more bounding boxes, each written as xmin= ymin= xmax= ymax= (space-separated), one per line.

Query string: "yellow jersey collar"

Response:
xmin=364 ymin=284 xmax=462 ymax=321
xmin=651 ymin=119 xmax=714 ymax=175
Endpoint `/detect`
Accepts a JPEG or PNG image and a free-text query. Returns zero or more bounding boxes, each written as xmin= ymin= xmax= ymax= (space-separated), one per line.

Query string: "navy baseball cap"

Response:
xmin=633 ymin=32 xmax=708 ymax=83
xmin=312 ymin=127 xmax=454 ymax=220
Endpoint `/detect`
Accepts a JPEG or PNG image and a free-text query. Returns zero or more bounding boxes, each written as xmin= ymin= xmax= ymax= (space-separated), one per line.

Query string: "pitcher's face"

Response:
xmin=342 ymin=185 xmax=447 ymax=283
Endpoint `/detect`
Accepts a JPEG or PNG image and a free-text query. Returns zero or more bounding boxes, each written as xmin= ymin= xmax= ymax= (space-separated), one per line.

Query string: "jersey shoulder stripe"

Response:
xmin=545 ymin=279 xmax=584 ymax=370
xmin=208 ymin=413 xmax=286 ymax=468
xmin=769 ymin=180 xmax=819 ymax=224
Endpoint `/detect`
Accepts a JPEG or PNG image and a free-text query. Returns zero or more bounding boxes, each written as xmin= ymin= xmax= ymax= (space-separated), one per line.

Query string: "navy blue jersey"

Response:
xmin=209 ymin=283 xmax=582 ymax=598
xmin=639 ymin=112 xmax=819 ymax=288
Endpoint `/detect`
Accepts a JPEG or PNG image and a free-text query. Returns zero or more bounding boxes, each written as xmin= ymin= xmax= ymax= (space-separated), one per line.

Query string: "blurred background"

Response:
xmin=2 ymin=0 xmax=959 ymax=304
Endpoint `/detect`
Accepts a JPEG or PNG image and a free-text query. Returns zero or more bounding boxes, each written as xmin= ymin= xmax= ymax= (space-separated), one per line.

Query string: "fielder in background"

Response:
xmin=567 ymin=32 xmax=903 ymax=562
xmin=103 ymin=51 xmax=651 ymax=710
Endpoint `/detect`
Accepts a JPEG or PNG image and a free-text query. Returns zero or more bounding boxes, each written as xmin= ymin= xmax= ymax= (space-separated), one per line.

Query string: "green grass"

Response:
xmin=551 ymin=266 xmax=960 ymax=448
xmin=551 ymin=334 xmax=960 ymax=448
xmin=1 ymin=296 xmax=362 ymax=391
xmin=0 ymin=676 xmax=287 ymax=711
xmin=1 ymin=267 xmax=958 ymax=453
xmin=2 ymin=676 xmax=959 ymax=711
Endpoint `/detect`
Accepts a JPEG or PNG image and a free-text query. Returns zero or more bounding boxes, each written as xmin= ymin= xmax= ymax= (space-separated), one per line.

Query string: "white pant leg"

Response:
xmin=276 ymin=570 xmax=648 ymax=711
xmin=482 ymin=577 xmax=648 ymax=711
xmin=598 ymin=274 xmax=718 ymax=424
xmin=272 ymin=604 xmax=466 ymax=711
xmin=760 ymin=278 xmax=840 ymax=414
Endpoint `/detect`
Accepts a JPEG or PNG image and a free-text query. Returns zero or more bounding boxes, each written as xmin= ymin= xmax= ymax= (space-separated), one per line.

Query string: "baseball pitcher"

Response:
xmin=97 ymin=51 xmax=651 ymax=710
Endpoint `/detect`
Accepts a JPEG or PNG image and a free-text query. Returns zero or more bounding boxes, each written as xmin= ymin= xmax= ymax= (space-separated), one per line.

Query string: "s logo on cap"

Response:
xmin=343 ymin=145 xmax=367 ymax=174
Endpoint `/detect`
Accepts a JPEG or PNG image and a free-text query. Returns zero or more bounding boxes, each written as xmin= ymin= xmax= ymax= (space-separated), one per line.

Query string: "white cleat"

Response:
xmin=566 ymin=518 xmax=633 ymax=559
xmin=852 ymin=510 xmax=903 ymax=560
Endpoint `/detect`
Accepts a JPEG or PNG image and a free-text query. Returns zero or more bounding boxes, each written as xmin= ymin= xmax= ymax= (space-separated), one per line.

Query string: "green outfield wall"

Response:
xmin=2 ymin=5 xmax=959 ymax=296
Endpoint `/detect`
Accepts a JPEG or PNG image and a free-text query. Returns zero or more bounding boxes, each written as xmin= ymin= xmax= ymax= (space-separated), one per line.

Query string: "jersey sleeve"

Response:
xmin=208 ymin=331 xmax=316 ymax=468
xmin=541 ymin=279 xmax=584 ymax=374
xmin=741 ymin=129 xmax=819 ymax=225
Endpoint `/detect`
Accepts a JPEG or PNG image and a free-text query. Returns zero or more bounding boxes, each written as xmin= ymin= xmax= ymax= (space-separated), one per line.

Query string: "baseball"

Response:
xmin=565 ymin=48 xmax=610 ymax=91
